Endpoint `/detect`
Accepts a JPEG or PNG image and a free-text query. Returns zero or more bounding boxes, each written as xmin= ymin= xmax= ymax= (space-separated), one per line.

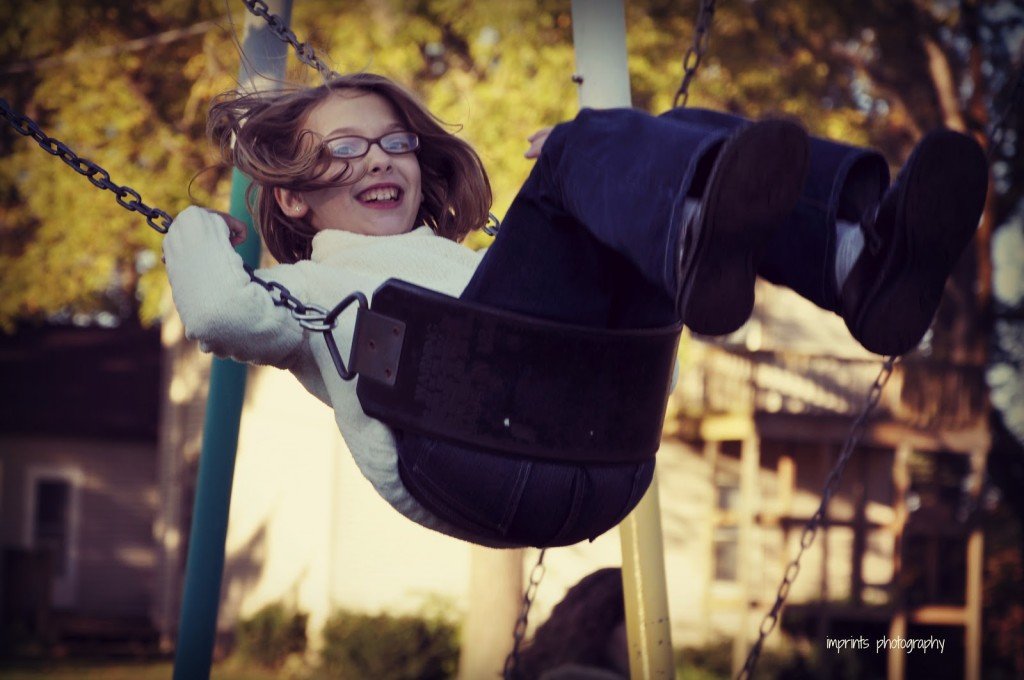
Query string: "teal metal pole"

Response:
xmin=172 ymin=3 xmax=291 ymax=678
xmin=172 ymin=175 xmax=261 ymax=680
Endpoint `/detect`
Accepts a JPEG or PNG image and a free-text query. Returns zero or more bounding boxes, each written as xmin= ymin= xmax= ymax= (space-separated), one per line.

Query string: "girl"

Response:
xmin=164 ymin=72 xmax=987 ymax=548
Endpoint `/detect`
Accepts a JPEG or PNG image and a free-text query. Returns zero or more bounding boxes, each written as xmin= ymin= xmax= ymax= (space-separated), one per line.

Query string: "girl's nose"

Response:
xmin=365 ymin=145 xmax=393 ymax=174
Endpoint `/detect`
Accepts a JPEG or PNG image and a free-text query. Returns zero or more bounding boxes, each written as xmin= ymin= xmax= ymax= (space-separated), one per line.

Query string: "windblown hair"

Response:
xmin=207 ymin=73 xmax=492 ymax=263
xmin=514 ymin=568 xmax=626 ymax=679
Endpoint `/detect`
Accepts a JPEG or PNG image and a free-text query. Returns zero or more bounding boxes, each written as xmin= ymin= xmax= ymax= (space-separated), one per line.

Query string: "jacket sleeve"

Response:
xmin=162 ymin=206 xmax=307 ymax=368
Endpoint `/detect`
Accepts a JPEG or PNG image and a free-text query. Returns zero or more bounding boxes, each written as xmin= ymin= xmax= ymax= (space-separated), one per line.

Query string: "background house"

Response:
xmin=145 ymin=279 xmax=993 ymax=679
xmin=668 ymin=282 xmax=989 ymax=678
xmin=1 ymin=2 xmax=1019 ymax=678
xmin=0 ymin=320 xmax=162 ymax=654
xmin=0 ymin=255 xmax=999 ymax=680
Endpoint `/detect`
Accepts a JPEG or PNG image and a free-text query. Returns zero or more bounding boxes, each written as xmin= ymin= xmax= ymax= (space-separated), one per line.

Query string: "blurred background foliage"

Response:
xmin=1 ymin=0 xmax=1019 ymax=335
xmin=1 ymin=1 xmax=1022 ymax=672
xmin=0 ymin=0 xmax=1022 ymax=479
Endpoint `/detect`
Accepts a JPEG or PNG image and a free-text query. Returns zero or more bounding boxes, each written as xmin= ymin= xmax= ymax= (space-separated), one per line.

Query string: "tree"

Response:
xmin=4 ymin=1 xmax=1017 ymax=338
xmin=3 ymin=0 xmax=1020 ymax=671
xmin=0 ymin=0 xmax=230 ymax=327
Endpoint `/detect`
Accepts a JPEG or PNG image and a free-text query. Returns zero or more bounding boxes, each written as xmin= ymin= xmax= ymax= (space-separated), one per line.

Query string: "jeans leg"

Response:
xmin=659 ymin=106 xmax=747 ymax=132
xmin=462 ymin=107 xmax=731 ymax=329
xmin=661 ymin=107 xmax=890 ymax=312
xmin=529 ymin=107 xmax=731 ymax=298
xmin=760 ymin=137 xmax=889 ymax=311
xmin=460 ymin=178 xmax=628 ymax=326
xmin=468 ymin=108 xmax=733 ymax=319
xmin=463 ymin=190 xmax=681 ymax=330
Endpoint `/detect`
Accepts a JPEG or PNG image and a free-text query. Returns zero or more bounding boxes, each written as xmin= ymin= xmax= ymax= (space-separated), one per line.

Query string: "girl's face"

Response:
xmin=276 ymin=91 xmax=423 ymax=237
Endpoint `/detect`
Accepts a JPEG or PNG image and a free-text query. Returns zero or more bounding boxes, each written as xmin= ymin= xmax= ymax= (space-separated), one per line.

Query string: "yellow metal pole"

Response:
xmin=619 ymin=474 xmax=675 ymax=679
xmin=568 ymin=1 xmax=675 ymax=677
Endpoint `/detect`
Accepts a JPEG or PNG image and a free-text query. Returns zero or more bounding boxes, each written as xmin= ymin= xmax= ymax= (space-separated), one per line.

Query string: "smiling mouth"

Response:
xmin=356 ymin=185 xmax=403 ymax=204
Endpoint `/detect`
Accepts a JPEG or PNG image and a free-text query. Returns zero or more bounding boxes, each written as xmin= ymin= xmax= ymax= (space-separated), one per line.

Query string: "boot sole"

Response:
xmin=848 ymin=130 xmax=988 ymax=355
xmin=678 ymin=120 xmax=810 ymax=336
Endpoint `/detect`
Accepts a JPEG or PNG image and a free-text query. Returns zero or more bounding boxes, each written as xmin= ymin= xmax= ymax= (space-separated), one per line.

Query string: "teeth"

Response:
xmin=360 ymin=187 xmax=399 ymax=202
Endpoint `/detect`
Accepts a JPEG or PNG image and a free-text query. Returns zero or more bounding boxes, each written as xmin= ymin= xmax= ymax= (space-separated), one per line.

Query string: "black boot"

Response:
xmin=839 ymin=129 xmax=988 ymax=356
xmin=677 ymin=119 xmax=810 ymax=336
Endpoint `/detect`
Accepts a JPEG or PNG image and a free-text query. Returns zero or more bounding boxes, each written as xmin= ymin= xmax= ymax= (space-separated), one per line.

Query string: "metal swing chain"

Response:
xmin=503 ymin=548 xmax=548 ymax=680
xmin=0 ymin=98 xmax=174 ymax=233
xmin=732 ymin=49 xmax=1024 ymax=680
xmin=243 ymin=4 xmax=1016 ymax=676
xmin=241 ymin=264 xmax=368 ymax=334
xmin=0 ymin=98 xmax=363 ymax=351
xmin=674 ymin=0 xmax=717 ymax=108
xmin=7 ymin=15 xmax=1003 ymax=676
xmin=736 ymin=355 xmax=898 ymax=680
xmin=242 ymin=264 xmax=367 ymax=378
xmin=240 ymin=0 xmax=338 ymax=82
xmin=1 ymin=1 xmax=515 ymax=362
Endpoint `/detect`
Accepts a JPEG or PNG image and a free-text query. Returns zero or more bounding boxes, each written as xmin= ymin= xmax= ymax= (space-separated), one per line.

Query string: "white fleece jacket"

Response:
xmin=163 ymin=206 xmax=504 ymax=545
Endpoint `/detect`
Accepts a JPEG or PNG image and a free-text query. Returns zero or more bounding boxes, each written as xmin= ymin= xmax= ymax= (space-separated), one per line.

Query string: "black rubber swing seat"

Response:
xmin=345 ymin=279 xmax=682 ymax=464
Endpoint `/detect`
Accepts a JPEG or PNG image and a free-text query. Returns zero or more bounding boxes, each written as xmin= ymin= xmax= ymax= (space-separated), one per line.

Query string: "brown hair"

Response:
xmin=514 ymin=568 xmax=627 ymax=679
xmin=208 ymin=73 xmax=492 ymax=263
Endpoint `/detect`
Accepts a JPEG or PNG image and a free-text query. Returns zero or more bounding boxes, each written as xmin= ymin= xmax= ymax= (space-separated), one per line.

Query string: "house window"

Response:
xmin=713 ymin=525 xmax=739 ymax=582
xmin=717 ymin=479 xmax=741 ymax=512
xmin=33 ymin=479 xmax=71 ymax=577
xmin=24 ymin=466 xmax=81 ymax=608
xmin=904 ymin=450 xmax=971 ymax=606
xmin=713 ymin=441 xmax=742 ymax=583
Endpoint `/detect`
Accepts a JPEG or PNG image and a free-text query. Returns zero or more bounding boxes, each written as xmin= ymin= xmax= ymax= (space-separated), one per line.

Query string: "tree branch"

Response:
xmin=921 ymin=35 xmax=967 ymax=130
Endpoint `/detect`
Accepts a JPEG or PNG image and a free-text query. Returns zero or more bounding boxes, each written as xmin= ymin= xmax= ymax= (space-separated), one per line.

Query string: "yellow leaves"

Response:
xmin=3 ymin=0 xmax=965 ymax=330
xmin=794 ymin=48 xmax=815 ymax=68
xmin=1 ymin=26 xmax=207 ymax=326
xmin=136 ymin=268 xmax=168 ymax=326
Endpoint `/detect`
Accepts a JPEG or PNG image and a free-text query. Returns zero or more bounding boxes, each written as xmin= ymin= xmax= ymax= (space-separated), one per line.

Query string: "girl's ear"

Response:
xmin=274 ymin=187 xmax=310 ymax=218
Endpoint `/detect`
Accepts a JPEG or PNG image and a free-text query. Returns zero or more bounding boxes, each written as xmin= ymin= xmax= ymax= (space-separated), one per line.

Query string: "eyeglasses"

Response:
xmin=325 ymin=132 xmax=420 ymax=159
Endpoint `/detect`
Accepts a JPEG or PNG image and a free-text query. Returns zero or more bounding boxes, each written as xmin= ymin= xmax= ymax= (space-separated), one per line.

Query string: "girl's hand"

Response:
xmin=166 ymin=207 xmax=248 ymax=263
xmin=207 ymin=209 xmax=249 ymax=247
xmin=525 ymin=126 xmax=554 ymax=159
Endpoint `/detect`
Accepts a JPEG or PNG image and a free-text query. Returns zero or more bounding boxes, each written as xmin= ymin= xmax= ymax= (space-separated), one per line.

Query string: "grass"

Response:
xmin=0 ymin=659 xmax=284 ymax=680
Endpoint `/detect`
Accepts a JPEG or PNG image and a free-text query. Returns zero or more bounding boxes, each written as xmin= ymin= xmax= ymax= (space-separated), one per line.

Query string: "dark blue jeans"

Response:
xmin=396 ymin=107 xmax=889 ymax=548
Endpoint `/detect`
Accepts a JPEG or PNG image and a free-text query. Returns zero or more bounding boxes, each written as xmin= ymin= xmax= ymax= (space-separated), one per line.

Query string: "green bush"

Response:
xmin=317 ymin=610 xmax=459 ymax=680
xmin=236 ymin=603 xmax=308 ymax=669
xmin=678 ymin=639 xmax=732 ymax=678
xmin=676 ymin=639 xmax=810 ymax=680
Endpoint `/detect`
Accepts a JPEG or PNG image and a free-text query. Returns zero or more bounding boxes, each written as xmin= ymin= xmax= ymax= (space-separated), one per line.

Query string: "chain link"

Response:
xmin=245 ymin=264 xmax=366 ymax=379
xmin=240 ymin=0 xmax=338 ymax=82
xmin=241 ymin=264 xmax=334 ymax=330
xmin=736 ymin=356 xmax=898 ymax=679
xmin=674 ymin=0 xmax=717 ymax=109
xmin=483 ymin=211 xmax=502 ymax=236
xmin=503 ymin=548 xmax=547 ymax=680
xmin=0 ymin=98 xmax=354 ymax=339
xmin=1 ymin=98 xmax=173 ymax=233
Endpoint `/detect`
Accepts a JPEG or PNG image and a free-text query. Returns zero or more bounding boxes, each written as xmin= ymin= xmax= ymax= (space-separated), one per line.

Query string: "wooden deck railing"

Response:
xmin=675 ymin=344 xmax=987 ymax=429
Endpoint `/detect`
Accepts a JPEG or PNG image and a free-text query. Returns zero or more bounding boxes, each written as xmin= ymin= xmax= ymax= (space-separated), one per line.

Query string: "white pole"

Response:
xmin=457 ymin=547 xmax=524 ymax=680
xmin=456 ymin=5 xmax=655 ymax=678
xmin=570 ymin=2 xmax=676 ymax=679
xmin=571 ymin=0 xmax=632 ymax=108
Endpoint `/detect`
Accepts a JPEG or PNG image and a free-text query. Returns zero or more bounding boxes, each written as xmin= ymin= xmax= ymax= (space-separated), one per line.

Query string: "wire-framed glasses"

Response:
xmin=325 ymin=132 xmax=420 ymax=159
